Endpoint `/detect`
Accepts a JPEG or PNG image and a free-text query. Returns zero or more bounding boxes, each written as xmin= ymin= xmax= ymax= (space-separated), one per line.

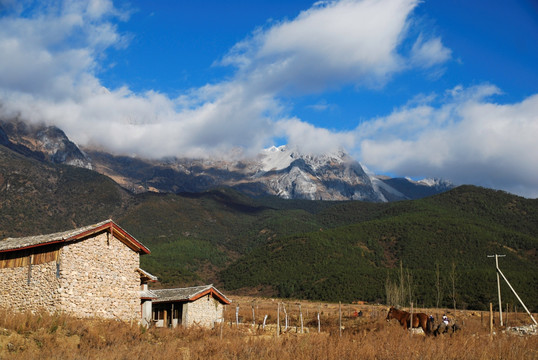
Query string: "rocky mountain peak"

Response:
xmin=260 ymin=145 xmax=349 ymax=172
xmin=0 ymin=118 xmax=92 ymax=169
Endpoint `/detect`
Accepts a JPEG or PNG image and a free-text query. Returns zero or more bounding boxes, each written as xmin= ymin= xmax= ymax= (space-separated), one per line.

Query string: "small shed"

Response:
xmin=152 ymin=285 xmax=231 ymax=328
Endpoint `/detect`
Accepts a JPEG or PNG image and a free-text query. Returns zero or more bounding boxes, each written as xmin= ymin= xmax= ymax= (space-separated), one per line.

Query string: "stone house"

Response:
xmin=0 ymin=219 xmax=152 ymax=322
xmin=151 ymin=285 xmax=231 ymax=328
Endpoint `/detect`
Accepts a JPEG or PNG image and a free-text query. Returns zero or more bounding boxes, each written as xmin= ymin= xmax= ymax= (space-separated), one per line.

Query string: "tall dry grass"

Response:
xmin=0 ymin=305 xmax=536 ymax=360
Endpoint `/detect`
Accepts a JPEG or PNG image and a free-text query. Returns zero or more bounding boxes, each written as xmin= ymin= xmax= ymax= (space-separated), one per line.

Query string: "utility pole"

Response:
xmin=487 ymin=254 xmax=538 ymax=327
xmin=496 ymin=261 xmax=537 ymax=326
xmin=487 ymin=254 xmax=505 ymax=326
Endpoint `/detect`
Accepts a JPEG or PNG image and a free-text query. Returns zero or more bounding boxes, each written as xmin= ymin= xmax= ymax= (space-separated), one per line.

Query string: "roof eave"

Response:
xmin=189 ymin=288 xmax=231 ymax=305
xmin=0 ymin=219 xmax=151 ymax=255
xmin=62 ymin=220 xmax=150 ymax=255
xmin=0 ymin=240 xmax=64 ymax=254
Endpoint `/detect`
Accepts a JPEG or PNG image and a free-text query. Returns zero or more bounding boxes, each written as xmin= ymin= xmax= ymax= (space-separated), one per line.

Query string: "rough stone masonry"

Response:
xmin=0 ymin=221 xmax=147 ymax=321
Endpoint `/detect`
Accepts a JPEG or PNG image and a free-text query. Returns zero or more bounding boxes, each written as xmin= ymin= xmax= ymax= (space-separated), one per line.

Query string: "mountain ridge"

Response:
xmin=0 ymin=118 xmax=454 ymax=202
xmin=83 ymin=144 xmax=454 ymax=202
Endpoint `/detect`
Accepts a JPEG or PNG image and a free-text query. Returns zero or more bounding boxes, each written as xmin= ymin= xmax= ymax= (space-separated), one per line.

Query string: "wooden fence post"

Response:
xmin=504 ymin=303 xmax=508 ymax=327
xmin=317 ymin=305 xmax=321 ymax=333
xmin=410 ymin=302 xmax=414 ymax=334
xmin=283 ymin=303 xmax=288 ymax=331
xmin=489 ymin=303 xmax=493 ymax=337
xmin=299 ymin=304 xmax=304 ymax=334
xmin=277 ymin=302 xmax=280 ymax=337
xmin=339 ymin=302 xmax=342 ymax=337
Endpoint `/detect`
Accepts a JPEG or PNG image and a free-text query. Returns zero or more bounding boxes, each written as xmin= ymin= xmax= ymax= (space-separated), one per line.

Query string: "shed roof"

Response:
xmin=0 ymin=219 xmax=150 ymax=255
xmin=152 ymin=285 xmax=231 ymax=305
xmin=140 ymin=289 xmax=158 ymax=300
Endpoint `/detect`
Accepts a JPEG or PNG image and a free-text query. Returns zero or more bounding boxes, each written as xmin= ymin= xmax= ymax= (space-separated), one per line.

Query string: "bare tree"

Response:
xmin=385 ymin=261 xmax=415 ymax=307
xmin=449 ymin=260 xmax=457 ymax=314
xmin=399 ymin=261 xmax=406 ymax=305
xmin=435 ymin=261 xmax=442 ymax=308
xmin=406 ymin=267 xmax=414 ymax=306
xmin=385 ymin=275 xmax=401 ymax=306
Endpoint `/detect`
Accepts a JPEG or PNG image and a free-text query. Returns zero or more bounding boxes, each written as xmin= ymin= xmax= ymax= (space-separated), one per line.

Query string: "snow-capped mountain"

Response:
xmin=252 ymin=145 xmax=453 ymax=201
xmin=252 ymin=145 xmax=381 ymax=201
xmin=0 ymin=118 xmax=453 ymax=202
xmin=85 ymin=144 xmax=453 ymax=202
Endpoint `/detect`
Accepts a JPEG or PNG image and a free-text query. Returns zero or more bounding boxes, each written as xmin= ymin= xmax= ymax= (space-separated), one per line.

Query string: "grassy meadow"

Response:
xmin=1 ymin=298 xmax=537 ymax=360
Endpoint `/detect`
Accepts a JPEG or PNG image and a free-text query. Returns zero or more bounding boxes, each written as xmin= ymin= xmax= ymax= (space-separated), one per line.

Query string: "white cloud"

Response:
xmin=223 ymin=0 xmax=424 ymax=93
xmin=275 ymin=117 xmax=355 ymax=155
xmin=306 ymin=99 xmax=336 ymax=112
xmin=0 ymin=0 xmax=122 ymax=101
xmin=410 ymin=34 xmax=452 ymax=68
xmin=1 ymin=0 xmax=447 ymax=159
xmin=356 ymin=85 xmax=538 ymax=198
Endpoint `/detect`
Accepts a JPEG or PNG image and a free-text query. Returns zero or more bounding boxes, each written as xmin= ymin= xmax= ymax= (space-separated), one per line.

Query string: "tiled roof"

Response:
xmin=152 ymin=285 xmax=231 ymax=304
xmin=140 ymin=289 xmax=158 ymax=299
xmin=0 ymin=219 xmax=150 ymax=254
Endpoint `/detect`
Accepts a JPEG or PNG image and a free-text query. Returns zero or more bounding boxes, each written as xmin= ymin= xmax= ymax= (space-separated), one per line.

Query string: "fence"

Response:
xmin=221 ymin=300 xmax=384 ymax=336
xmin=220 ymin=300 xmax=536 ymax=336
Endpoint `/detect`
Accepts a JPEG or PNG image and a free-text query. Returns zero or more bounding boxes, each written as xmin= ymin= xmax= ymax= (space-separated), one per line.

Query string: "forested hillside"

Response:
xmin=220 ymin=186 xmax=538 ymax=310
xmin=0 ymin=146 xmax=129 ymax=238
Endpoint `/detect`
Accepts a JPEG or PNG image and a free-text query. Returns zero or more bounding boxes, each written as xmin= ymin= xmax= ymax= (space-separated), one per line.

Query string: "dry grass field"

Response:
xmin=1 ymin=297 xmax=537 ymax=360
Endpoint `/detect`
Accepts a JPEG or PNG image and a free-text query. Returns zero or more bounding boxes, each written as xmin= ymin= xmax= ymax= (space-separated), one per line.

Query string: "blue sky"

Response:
xmin=0 ymin=0 xmax=537 ymax=197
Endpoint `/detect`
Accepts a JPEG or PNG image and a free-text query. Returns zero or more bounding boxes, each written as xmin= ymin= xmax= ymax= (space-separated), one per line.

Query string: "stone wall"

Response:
xmin=0 ymin=259 xmax=61 ymax=312
xmin=58 ymin=232 xmax=140 ymax=321
xmin=183 ymin=295 xmax=224 ymax=328
xmin=0 ymin=232 xmax=141 ymax=321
